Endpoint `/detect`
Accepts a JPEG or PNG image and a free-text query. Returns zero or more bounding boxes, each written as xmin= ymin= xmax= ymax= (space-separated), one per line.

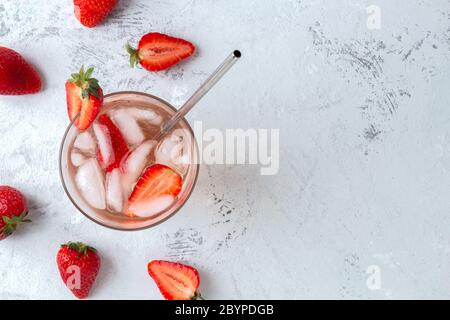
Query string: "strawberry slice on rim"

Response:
xmin=95 ymin=114 xmax=130 ymax=172
xmin=66 ymin=66 xmax=103 ymax=131
xmin=148 ymin=260 xmax=202 ymax=300
xmin=125 ymin=164 xmax=182 ymax=217
xmin=126 ymin=32 xmax=195 ymax=72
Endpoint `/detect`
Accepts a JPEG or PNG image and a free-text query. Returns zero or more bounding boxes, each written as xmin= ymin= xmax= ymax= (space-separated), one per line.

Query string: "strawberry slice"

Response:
xmin=66 ymin=66 xmax=103 ymax=131
xmin=95 ymin=114 xmax=130 ymax=172
xmin=126 ymin=32 xmax=195 ymax=72
xmin=148 ymin=260 xmax=202 ymax=300
xmin=125 ymin=164 xmax=182 ymax=217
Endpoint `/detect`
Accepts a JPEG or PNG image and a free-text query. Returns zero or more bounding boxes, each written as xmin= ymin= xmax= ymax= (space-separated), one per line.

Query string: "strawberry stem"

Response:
xmin=125 ymin=43 xmax=140 ymax=68
xmin=193 ymin=292 xmax=204 ymax=300
xmin=68 ymin=66 xmax=101 ymax=99
xmin=1 ymin=211 xmax=31 ymax=237
xmin=62 ymin=241 xmax=96 ymax=258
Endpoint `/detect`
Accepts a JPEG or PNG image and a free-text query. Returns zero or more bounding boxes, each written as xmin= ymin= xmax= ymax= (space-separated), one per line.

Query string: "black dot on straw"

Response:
xmin=233 ymin=50 xmax=242 ymax=58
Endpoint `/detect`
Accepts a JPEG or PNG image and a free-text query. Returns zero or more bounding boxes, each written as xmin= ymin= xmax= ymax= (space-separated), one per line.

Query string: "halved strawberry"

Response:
xmin=0 ymin=46 xmax=42 ymax=95
xmin=148 ymin=260 xmax=202 ymax=300
xmin=95 ymin=114 xmax=129 ymax=172
xmin=126 ymin=32 xmax=195 ymax=72
xmin=66 ymin=66 xmax=103 ymax=131
xmin=125 ymin=164 xmax=182 ymax=217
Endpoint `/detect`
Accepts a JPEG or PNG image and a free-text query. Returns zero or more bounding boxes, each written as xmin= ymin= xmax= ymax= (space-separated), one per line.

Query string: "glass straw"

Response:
xmin=153 ymin=50 xmax=241 ymax=141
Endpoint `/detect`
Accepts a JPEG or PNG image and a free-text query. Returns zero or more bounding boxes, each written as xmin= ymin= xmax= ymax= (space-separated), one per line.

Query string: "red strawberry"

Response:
xmin=148 ymin=260 xmax=202 ymax=300
xmin=125 ymin=164 xmax=182 ymax=217
xmin=126 ymin=32 xmax=195 ymax=72
xmin=56 ymin=241 xmax=101 ymax=299
xmin=66 ymin=66 xmax=103 ymax=131
xmin=0 ymin=186 xmax=30 ymax=241
xmin=0 ymin=46 xmax=42 ymax=95
xmin=73 ymin=0 xmax=118 ymax=28
xmin=96 ymin=114 xmax=129 ymax=172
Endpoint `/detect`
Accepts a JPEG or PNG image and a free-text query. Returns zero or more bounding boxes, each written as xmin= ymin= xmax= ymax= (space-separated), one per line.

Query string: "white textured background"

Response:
xmin=1 ymin=0 xmax=450 ymax=299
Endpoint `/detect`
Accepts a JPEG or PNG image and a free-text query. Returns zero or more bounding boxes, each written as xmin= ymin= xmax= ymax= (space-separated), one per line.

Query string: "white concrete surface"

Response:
xmin=0 ymin=0 xmax=449 ymax=299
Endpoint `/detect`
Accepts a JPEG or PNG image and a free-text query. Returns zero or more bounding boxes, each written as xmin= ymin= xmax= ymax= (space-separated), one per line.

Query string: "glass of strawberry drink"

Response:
xmin=59 ymin=51 xmax=240 ymax=230
xmin=60 ymin=90 xmax=199 ymax=230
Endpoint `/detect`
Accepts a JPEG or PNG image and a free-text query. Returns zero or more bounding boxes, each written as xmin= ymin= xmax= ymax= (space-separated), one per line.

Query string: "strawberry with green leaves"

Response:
xmin=66 ymin=66 xmax=103 ymax=131
xmin=57 ymin=241 xmax=101 ymax=299
xmin=0 ymin=186 xmax=30 ymax=240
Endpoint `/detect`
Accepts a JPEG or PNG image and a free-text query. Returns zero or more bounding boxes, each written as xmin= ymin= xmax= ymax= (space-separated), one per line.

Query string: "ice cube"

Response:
xmin=123 ymin=140 xmax=156 ymax=174
xmin=122 ymin=174 xmax=136 ymax=202
xmin=109 ymin=109 xmax=145 ymax=146
xmin=155 ymin=135 xmax=181 ymax=163
xmin=127 ymin=195 xmax=175 ymax=218
xmin=106 ymin=168 xmax=123 ymax=213
xmin=93 ymin=123 xmax=114 ymax=168
xmin=71 ymin=151 xmax=87 ymax=167
xmin=128 ymin=107 xmax=163 ymax=125
xmin=73 ymin=131 xmax=96 ymax=154
xmin=122 ymin=140 xmax=156 ymax=199
xmin=75 ymin=159 xmax=106 ymax=210
xmin=155 ymin=129 xmax=191 ymax=174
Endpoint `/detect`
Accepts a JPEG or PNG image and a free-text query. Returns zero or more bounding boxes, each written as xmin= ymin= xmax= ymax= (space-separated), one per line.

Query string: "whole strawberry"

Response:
xmin=0 ymin=186 xmax=30 ymax=241
xmin=73 ymin=0 xmax=118 ymax=28
xmin=0 ymin=47 xmax=42 ymax=95
xmin=57 ymin=242 xmax=101 ymax=299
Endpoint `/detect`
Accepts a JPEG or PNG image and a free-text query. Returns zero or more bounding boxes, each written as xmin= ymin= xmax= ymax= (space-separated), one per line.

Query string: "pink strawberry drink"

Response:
xmin=60 ymin=92 xmax=199 ymax=230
